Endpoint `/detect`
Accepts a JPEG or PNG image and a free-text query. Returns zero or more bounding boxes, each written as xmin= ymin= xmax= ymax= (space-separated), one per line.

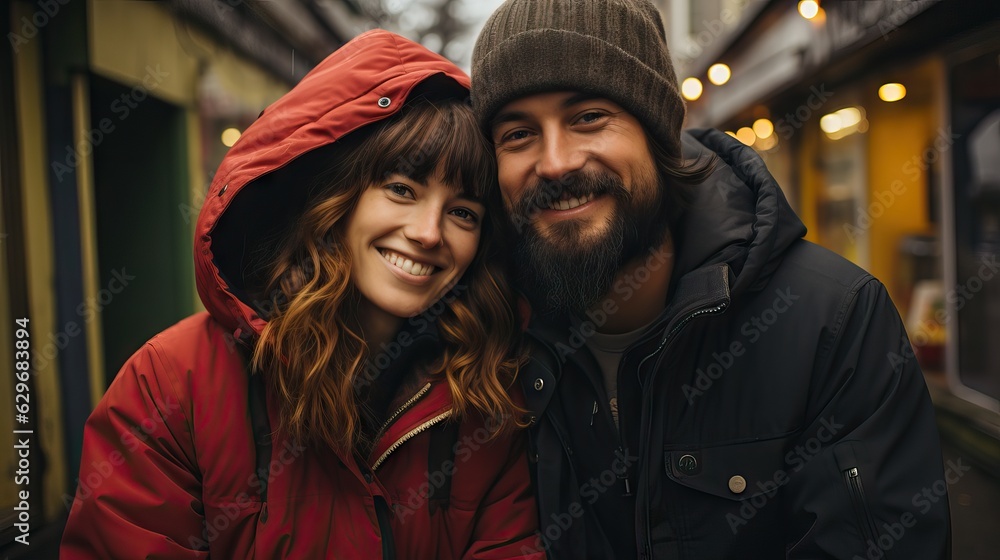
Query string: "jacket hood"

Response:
xmin=194 ymin=30 xmax=471 ymax=341
xmin=673 ymin=128 xmax=806 ymax=298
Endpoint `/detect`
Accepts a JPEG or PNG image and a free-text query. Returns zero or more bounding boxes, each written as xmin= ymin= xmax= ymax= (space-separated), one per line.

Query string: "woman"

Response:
xmin=61 ymin=30 xmax=542 ymax=559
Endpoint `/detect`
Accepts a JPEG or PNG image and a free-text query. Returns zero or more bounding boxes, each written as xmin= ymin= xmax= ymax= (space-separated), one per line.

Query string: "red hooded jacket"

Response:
xmin=60 ymin=30 xmax=542 ymax=559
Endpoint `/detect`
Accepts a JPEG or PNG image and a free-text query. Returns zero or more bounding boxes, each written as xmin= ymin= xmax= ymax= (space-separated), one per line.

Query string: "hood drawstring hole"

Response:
xmin=377 ymin=97 xmax=391 ymax=108
xmin=219 ymin=184 xmax=228 ymax=197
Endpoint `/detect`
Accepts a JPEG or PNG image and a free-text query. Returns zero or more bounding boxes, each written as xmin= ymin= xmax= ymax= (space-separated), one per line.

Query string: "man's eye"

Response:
xmin=500 ymin=129 xmax=531 ymax=144
xmin=578 ymin=111 xmax=606 ymax=124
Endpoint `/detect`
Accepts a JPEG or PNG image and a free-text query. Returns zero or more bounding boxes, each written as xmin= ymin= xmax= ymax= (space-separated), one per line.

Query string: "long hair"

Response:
xmin=251 ymin=97 xmax=526 ymax=455
xmin=647 ymin=129 xmax=719 ymax=238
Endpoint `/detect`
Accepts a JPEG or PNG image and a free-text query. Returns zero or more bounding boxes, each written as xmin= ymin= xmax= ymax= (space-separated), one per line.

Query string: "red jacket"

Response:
xmin=61 ymin=30 xmax=542 ymax=559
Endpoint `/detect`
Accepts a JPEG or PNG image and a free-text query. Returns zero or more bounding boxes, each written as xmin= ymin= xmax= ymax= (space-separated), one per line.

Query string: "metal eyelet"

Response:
xmin=219 ymin=184 xmax=228 ymax=196
xmin=377 ymin=97 xmax=391 ymax=108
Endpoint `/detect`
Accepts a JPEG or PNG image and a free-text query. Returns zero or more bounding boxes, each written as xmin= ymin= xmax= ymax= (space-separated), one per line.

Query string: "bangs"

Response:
xmin=361 ymin=99 xmax=497 ymax=201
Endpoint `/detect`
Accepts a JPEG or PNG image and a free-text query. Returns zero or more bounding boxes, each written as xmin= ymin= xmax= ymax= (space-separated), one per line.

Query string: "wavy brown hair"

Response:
xmin=251 ymin=96 xmax=526 ymax=455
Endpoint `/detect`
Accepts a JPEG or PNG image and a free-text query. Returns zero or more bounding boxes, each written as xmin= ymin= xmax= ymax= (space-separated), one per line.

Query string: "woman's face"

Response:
xmin=344 ymin=170 xmax=485 ymax=320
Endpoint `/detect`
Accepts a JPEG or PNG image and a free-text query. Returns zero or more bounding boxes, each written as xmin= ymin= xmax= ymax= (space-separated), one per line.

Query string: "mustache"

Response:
xmin=511 ymin=171 xmax=631 ymax=220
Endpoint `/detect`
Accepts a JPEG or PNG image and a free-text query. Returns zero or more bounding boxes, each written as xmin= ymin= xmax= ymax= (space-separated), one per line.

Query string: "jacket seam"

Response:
xmin=145 ymin=339 xmax=201 ymax=473
xmin=813 ymin=274 xmax=876 ymax=381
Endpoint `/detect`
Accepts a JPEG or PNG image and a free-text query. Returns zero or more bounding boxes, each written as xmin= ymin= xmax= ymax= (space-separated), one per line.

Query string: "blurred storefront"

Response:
xmin=668 ymin=0 xmax=1000 ymax=477
xmin=2 ymin=0 xmax=372 ymax=554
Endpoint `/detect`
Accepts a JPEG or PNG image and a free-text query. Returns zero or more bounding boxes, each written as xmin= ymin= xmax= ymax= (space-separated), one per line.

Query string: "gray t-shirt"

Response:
xmin=586 ymin=324 xmax=651 ymax=427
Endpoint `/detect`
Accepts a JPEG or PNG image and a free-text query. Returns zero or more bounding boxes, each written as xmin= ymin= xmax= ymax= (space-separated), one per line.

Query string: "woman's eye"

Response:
xmin=387 ymin=183 xmax=414 ymax=198
xmin=450 ymin=208 xmax=479 ymax=224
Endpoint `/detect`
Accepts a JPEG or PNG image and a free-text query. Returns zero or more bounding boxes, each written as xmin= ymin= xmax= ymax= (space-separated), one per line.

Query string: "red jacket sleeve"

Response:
xmin=463 ymin=433 xmax=546 ymax=560
xmin=60 ymin=342 xmax=208 ymax=559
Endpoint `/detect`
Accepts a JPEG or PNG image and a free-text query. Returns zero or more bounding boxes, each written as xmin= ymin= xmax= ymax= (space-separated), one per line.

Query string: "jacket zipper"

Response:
xmin=638 ymin=301 xmax=729 ymax=559
xmin=371 ymin=382 xmax=432 ymax=445
xmin=372 ymin=410 xmax=452 ymax=471
xmin=844 ymin=466 xmax=883 ymax=555
xmin=635 ymin=303 xmax=729 ymax=380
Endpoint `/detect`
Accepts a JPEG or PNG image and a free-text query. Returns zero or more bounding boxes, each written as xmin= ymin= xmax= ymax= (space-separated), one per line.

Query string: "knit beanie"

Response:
xmin=471 ymin=0 xmax=686 ymax=156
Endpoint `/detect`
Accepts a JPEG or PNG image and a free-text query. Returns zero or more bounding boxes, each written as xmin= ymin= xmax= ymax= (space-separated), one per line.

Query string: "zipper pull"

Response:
xmin=590 ymin=401 xmax=598 ymax=426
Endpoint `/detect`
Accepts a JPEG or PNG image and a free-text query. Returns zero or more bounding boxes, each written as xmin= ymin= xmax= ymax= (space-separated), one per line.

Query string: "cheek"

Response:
xmin=451 ymin=232 xmax=481 ymax=274
xmin=496 ymin=157 xmax=526 ymax=206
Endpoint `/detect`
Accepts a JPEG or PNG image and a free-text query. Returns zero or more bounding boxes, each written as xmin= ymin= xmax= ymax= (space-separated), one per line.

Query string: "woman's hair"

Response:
xmin=251 ymin=97 xmax=526 ymax=454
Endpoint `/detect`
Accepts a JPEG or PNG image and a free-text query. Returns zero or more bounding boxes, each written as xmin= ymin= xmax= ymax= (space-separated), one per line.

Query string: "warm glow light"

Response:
xmin=708 ymin=63 xmax=731 ymax=86
xmin=736 ymin=127 xmax=756 ymax=146
xmin=836 ymin=107 xmax=862 ymax=128
xmin=756 ymin=134 xmax=778 ymax=151
xmin=725 ymin=131 xmax=738 ymax=138
xmin=798 ymin=0 xmax=819 ymax=19
xmin=682 ymin=77 xmax=703 ymax=100
xmin=820 ymin=113 xmax=842 ymax=134
xmin=221 ymin=128 xmax=242 ymax=147
xmin=821 ymin=107 xmax=866 ymax=139
xmin=753 ymin=118 xmax=774 ymax=139
xmin=879 ymin=83 xmax=907 ymax=102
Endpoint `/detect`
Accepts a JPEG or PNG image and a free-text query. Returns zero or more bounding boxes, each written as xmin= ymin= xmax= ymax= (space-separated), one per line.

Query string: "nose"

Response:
xmin=535 ymin=130 xmax=586 ymax=181
xmin=403 ymin=204 xmax=444 ymax=249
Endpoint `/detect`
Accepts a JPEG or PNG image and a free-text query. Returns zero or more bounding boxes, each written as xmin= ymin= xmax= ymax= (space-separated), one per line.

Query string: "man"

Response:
xmin=470 ymin=0 xmax=951 ymax=558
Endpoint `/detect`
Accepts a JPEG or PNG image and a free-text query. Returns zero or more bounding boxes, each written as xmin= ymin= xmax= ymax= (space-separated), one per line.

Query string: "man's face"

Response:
xmin=491 ymin=91 xmax=667 ymax=316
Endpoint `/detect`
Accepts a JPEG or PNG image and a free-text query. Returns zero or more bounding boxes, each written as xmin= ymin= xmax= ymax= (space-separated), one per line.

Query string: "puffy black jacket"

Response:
xmin=519 ymin=129 xmax=951 ymax=559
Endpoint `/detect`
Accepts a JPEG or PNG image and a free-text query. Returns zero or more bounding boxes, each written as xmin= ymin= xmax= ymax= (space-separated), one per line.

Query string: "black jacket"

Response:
xmin=519 ymin=129 xmax=951 ymax=559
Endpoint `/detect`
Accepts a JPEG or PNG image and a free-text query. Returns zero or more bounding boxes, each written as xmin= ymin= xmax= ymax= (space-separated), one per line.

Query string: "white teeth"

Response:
xmin=549 ymin=193 xmax=595 ymax=211
xmin=379 ymin=250 xmax=435 ymax=277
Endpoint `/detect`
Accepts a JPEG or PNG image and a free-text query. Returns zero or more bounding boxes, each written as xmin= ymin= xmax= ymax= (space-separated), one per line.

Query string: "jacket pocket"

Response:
xmin=659 ymin=434 xmax=795 ymax=558
xmin=664 ymin=433 xmax=793 ymax=502
xmin=843 ymin=465 xmax=883 ymax=556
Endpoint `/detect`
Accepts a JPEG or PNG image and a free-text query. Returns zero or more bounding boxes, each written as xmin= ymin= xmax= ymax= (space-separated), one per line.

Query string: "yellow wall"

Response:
xmin=865 ymin=104 xmax=935 ymax=310
xmin=798 ymin=127 xmax=821 ymax=245
xmin=865 ymin=60 xmax=940 ymax=315
xmin=88 ymin=0 xmax=289 ymax=109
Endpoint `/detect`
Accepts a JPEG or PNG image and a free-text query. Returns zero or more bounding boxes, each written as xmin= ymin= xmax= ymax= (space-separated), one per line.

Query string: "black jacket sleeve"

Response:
xmin=784 ymin=277 xmax=951 ymax=559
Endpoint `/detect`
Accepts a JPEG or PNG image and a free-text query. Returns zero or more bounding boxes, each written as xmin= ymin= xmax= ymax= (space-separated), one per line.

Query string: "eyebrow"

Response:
xmin=490 ymin=92 xmax=604 ymax=132
xmin=395 ymin=173 xmax=485 ymax=205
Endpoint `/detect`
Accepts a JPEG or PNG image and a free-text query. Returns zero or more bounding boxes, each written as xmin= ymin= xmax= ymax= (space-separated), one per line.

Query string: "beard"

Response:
xmin=511 ymin=168 xmax=669 ymax=318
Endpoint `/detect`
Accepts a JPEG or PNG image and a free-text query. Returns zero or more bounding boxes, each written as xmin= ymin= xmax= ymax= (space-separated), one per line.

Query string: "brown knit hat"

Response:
xmin=471 ymin=0 xmax=686 ymax=156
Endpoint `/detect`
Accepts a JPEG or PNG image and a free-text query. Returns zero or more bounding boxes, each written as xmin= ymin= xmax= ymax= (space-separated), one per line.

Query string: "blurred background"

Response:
xmin=1 ymin=0 xmax=998 ymax=557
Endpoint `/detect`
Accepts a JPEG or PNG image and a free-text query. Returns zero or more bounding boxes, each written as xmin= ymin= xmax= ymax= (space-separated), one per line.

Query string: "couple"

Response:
xmin=61 ymin=0 xmax=950 ymax=558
